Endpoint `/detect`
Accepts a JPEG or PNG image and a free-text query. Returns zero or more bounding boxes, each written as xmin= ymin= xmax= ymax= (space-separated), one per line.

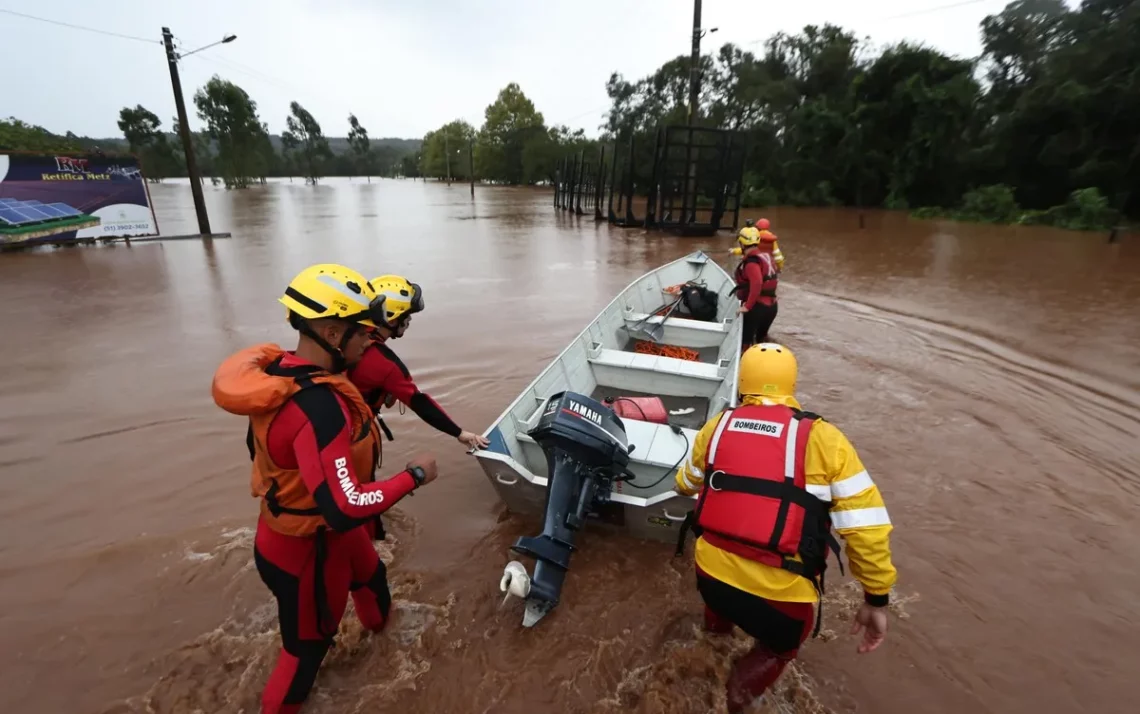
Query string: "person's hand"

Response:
xmin=458 ymin=430 xmax=490 ymax=450
xmin=851 ymin=602 xmax=888 ymax=654
xmin=383 ymin=393 xmax=397 ymax=409
xmin=738 ymin=305 xmax=748 ymax=314
xmin=406 ymin=454 xmax=438 ymax=485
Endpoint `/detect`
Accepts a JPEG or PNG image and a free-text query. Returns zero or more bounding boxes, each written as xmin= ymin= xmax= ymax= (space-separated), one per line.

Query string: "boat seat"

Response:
xmin=622 ymin=309 xmax=728 ymax=348
xmin=515 ymin=418 xmax=697 ymax=470
xmin=619 ymin=418 xmax=698 ymax=469
xmin=587 ymin=347 xmax=727 ymax=400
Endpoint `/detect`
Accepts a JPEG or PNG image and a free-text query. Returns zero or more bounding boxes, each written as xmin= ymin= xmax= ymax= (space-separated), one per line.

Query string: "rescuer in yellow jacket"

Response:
xmin=674 ymin=343 xmax=896 ymax=713
xmin=731 ymin=218 xmax=784 ymax=271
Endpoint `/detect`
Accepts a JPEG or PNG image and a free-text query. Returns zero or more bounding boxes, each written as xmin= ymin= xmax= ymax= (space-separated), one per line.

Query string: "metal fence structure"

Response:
xmin=553 ymin=125 xmax=746 ymax=236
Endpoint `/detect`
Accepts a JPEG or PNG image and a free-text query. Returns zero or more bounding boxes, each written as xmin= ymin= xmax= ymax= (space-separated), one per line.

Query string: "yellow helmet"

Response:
xmin=279 ymin=263 xmax=383 ymax=327
xmin=368 ymin=275 xmax=424 ymax=329
xmin=737 ymin=226 xmax=761 ymax=248
xmin=739 ymin=343 xmax=797 ymax=398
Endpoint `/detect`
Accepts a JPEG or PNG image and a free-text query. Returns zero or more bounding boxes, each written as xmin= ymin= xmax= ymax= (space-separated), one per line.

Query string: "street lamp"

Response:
xmin=161 ymin=28 xmax=237 ymax=236
xmin=178 ymin=34 xmax=237 ymax=59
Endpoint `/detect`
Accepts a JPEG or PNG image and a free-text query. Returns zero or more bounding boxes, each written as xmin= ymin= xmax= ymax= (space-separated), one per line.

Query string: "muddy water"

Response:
xmin=1 ymin=180 xmax=1138 ymax=714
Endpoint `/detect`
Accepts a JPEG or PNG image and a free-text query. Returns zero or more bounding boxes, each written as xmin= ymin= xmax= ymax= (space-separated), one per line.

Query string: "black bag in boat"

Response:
xmin=679 ymin=282 xmax=719 ymax=322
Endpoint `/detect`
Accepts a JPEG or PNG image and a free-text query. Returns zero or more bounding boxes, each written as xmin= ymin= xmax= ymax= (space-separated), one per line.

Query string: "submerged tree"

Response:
xmin=347 ymin=113 xmax=373 ymax=181
xmin=282 ymin=101 xmax=331 ymax=185
xmin=193 ymin=76 xmax=271 ymax=189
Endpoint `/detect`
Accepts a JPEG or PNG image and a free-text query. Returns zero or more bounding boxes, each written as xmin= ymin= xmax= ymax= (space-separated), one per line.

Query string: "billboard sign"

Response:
xmin=0 ymin=152 xmax=160 ymax=247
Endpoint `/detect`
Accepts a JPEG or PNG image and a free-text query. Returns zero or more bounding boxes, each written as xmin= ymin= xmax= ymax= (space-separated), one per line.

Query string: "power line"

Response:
xmin=0 ymin=7 xmax=159 ymax=44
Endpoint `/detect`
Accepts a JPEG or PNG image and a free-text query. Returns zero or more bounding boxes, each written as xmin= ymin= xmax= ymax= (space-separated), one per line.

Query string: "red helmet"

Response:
xmin=757 ymin=218 xmax=770 ymax=230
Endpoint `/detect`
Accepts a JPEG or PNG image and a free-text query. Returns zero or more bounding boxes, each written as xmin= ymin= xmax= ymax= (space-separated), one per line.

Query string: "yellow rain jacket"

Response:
xmin=731 ymin=241 xmax=784 ymax=271
xmin=675 ymin=394 xmax=897 ymax=602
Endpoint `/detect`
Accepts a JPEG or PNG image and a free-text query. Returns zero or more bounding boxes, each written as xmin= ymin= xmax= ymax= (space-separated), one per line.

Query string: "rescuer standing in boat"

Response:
xmin=212 ymin=264 xmax=439 ymax=714
xmin=674 ymin=344 xmax=897 ymax=713
xmin=348 ymin=274 xmax=490 ymax=453
xmin=732 ymin=228 xmax=780 ymax=346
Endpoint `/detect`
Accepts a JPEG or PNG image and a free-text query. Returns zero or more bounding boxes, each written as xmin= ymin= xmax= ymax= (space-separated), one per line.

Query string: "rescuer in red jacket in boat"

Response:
xmin=675 ymin=344 xmax=897 ymax=713
xmin=212 ymin=264 xmax=439 ymax=714
xmin=732 ymin=228 xmax=780 ymax=347
xmin=348 ymin=274 xmax=490 ymax=452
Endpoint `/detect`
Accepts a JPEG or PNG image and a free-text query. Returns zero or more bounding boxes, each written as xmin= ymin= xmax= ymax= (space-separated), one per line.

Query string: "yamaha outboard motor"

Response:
xmin=499 ymin=391 xmax=631 ymax=627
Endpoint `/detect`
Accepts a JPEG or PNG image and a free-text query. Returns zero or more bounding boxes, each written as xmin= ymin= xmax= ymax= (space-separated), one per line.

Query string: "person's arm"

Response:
xmin=374 ymin=344 xmax=463 ymax=438
xmin=818 ymin=422 xmax=897 ymax=602
xmin=742 ymin=260 xmax=764 ymax=310
xmin=674 ymin=413 xmax=723 ymax=496
xmin=291 ymin=386 xmax=418 ymax=531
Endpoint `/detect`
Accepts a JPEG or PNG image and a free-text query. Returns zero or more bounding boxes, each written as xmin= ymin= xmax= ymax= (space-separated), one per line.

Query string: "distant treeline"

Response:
xmin=417 ymin=0 xmax=1135 ymax=231
xmin=2 ymin=96 xmax=422 ymax=188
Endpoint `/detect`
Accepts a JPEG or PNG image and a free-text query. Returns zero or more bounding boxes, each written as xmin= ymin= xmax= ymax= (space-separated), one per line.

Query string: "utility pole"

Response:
xmin=162 ymin=27 xmax=211 ymax=236
xmin=687 ymin=0 xmax=703 ymax=127
xmin=469 ymin=136 xmax=475 ymax=198
xmin=445 ymin=132 xmax=452 ymax=186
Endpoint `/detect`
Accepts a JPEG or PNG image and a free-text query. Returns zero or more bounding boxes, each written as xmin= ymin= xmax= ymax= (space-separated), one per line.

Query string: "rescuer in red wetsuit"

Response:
xmin=212 ymin=263 xmax=440 ymax=714
xmin=733 ymin=229 xmax=779 ymax=347
xmin=349 ymin=274 xmax=489 ymax=452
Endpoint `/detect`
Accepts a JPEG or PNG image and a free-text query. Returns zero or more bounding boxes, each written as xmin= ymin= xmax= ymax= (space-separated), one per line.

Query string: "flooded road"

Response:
xmin=1 ymin=179 xmax=1138 ymax=713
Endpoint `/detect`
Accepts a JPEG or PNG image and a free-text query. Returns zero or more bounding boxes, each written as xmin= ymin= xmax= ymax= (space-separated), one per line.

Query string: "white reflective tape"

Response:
xmin=680 ymin=464 xmax=700 ymax=492
xmin=316 ymin=273 xmax=371 ymax=309
xmin=783 ymin=416 xmax=800 ymax=480
xmin=830 ymin=507 xmax=892 ymax=530
xmin=806 ymin=483 xmax=831 ymax=502
xmin=708 ymin=411 xmax=732 ymax=463
xmin=831 ymin=470 xmax=875 ymax=499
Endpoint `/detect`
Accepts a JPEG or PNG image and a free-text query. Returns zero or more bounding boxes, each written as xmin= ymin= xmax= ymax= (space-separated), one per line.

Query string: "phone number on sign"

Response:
xmin=102 ymin=223 xmax=153 ymax=233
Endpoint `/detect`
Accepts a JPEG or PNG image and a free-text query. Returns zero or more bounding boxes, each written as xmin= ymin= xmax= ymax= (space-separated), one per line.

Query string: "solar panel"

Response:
xmin=0 ymin=207 xmax=33 ymax=226
xmin=10 ymin=205 xmax=52 ymax=221
xmin=48 ymin=203 xmax=82 ymax=217
xmin=33 ymin=204 xmax=67 ymax=218
xmin=0 ymin=198 xmax=20 ymax=206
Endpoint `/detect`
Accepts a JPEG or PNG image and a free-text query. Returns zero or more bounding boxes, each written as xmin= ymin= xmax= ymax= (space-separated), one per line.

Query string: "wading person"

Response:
xmin=212 ymin=263 xmax=439 ymax=714
xmin=349 ymin=274 xmax=489 ymax=452
xmin=732 ymin=228 xmax=780 ymax=347
xmin=674 ymin=344 xmax=897 ymax=713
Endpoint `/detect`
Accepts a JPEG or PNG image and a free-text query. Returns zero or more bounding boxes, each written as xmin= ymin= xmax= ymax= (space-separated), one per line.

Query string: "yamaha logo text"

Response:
xmin=567 ymin=400 xmax=603 ymax=425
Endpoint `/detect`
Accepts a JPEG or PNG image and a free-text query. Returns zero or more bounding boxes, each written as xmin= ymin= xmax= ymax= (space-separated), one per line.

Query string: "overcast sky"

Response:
xmin=2 ymin=0 xmax=1030 ymax=140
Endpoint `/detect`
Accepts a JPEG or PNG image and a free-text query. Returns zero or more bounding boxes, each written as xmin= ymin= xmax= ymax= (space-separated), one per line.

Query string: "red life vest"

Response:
xmin=684 ymin=404 xmax=839 ymax=586
xmin=733 ymin=250 xmax=778 ymax=304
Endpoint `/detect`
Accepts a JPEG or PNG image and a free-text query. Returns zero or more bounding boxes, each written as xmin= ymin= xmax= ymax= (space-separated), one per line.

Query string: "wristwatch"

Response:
xmin=407 ymin=465 xmax=427 ymax=488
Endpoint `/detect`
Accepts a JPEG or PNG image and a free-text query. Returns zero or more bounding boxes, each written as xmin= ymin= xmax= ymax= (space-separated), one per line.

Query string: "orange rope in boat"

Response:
xmin=633 ymin=340 xmax=700 ymax=362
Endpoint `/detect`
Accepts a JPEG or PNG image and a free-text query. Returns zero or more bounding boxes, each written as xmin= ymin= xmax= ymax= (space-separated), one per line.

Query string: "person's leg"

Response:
xmin=696 ymin=567 xmax=736 ymax=634
xmin=753 ymin=302 xmax=778 ymax=343
xmin=255 ymin=522 xmax=353 ymax=714
xmin=741 ymin=305 xmax=762 ymax=348
xmin=695 ymin=569 xmax=814 ymax=713
xmin=347 ymin=526 xmax=392 ymax=631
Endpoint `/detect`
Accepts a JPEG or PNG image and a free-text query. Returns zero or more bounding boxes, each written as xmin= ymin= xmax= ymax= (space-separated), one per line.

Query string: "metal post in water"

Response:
xmin=469 ymin=137 xmax=475 ymax=198
xmin=607 ymin=142 xmax=619 ymax=223
xmin=594 ymin=146 xmax=606 ymax=221
xmin=445 ymin=132 xmax=452 ymax=186
xmin=576 ymin=149 xmax=586 ymax=215
xmin=625 ymin=135 xmax=637 ymax=225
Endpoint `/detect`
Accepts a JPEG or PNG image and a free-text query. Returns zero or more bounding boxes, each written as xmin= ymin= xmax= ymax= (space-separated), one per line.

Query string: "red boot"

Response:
xmin=725 ymin=645 xmax=789 ymax=714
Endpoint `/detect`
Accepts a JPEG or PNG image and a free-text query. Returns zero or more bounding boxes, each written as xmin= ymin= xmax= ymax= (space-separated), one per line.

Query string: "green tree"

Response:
xmin=193 ymin=76 xmax=271 ymax=189
xmin=0 ymin=117 xmax=82 ymax=152
xmin=347 ymin=113 xmax=374 ymax=181
xmin=282 ymin=101 xmax=331 ymax=185
xmin=117 ymin=105 xmax=181 ymax=181
xmin=421 ymin=120 xmax=476 ymax=180
xmin=475 ymin=83 xmax=547 ymax=184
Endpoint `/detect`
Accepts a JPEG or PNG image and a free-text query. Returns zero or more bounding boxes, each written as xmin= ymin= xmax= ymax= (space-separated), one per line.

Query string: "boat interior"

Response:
xmin=482 ymin=253 xmax=742 ymax=504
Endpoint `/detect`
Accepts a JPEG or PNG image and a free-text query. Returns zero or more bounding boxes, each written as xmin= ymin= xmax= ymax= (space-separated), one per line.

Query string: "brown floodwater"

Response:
xmin=1 ymin=179 xmax=1139 ymax=714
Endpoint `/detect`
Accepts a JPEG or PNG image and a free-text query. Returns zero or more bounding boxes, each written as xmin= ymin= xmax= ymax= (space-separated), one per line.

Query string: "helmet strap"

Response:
xmin=297 ymin=319 xmax=358 ymax=373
